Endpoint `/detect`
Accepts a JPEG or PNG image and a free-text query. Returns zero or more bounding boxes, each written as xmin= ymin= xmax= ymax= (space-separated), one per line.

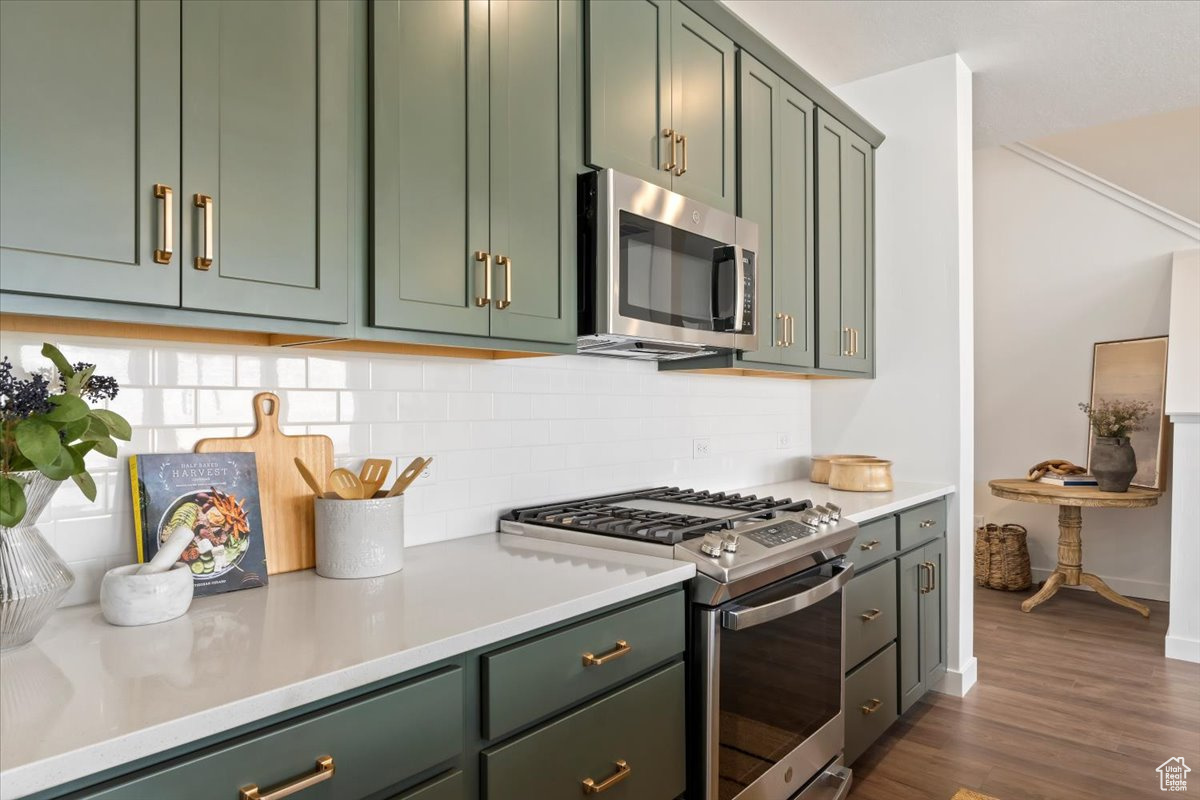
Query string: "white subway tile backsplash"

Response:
xmin=0 ymin=333 xmax=811 ymax=607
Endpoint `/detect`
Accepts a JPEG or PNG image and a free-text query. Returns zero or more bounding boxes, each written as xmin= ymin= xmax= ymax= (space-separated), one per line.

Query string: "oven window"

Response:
xmin=717 ymin=587 xmax=842 ymax=799
xmin=618 ymin=211 xmax=739 ymax=331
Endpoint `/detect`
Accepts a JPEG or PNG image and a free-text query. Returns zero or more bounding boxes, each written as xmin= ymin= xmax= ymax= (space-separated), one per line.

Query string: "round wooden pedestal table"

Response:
xmin=987 ymin=479 xmax=1162 ymax=618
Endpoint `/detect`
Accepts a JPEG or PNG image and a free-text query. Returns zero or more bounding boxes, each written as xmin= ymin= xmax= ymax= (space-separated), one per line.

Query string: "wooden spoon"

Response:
xmin=294 ymin=457 xmax=325 ymax=499
xmin=358 ymin=458 xmax=391 ymax=497
xmin=328 ymin=467 xmax=366 ymax=500
xmin=385 ymin=456 xmax=429 ymax=498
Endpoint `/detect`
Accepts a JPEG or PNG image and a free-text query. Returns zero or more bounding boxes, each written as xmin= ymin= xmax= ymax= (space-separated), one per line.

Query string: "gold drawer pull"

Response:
xmin=582 ymin=759 xmax=631 ymax=794
xmin=775 ymin=312 xmax=785 ymax=346
xmin=474 ymin=250 xmax=491 ymax=307
xmin=239 ymin=756 xmax=334 ymax=800
xmin=495 ymin=254 xmax=512 ymax=309
xmin=153 ymin=184 xmax=173 ymax=264
xmin=860 ymin=608 xmax=882 ymax=622
xmin=918 ymin=519 xmax=937 ymax=529
xmin=193 ymin=193 xmax=213 ymax=270
xmin=675 ymin=132 xmax=688 ymax=176
xmin=859 ymin=539 xmax=880 ymax=551
xmin=662 ymin=128 xmax=677 ymax=172
xmin=860 ymin=698 xmax=883 ymax=715
xmin=582 ymin=639 xmax=631 ymax=667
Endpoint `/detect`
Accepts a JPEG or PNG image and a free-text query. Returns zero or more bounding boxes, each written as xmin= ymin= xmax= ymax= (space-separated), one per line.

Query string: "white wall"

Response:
xmin=812 ymin=54 xmax=977 ymax=695
xmin=0 ymin=331 xmax=812 ymax=606
xmin=974 ymin=146 xmax=1200 ymax=602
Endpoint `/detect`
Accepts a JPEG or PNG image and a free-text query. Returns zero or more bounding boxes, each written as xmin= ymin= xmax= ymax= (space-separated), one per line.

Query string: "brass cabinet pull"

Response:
xmin=239 ymin=756 xmax=334 ymax=800
xmin=786 ymin=314 xmax=795 ymax=347
xmin=662 ymin=128 xmax=677 ymax=172
xmin=860 ymin=698 xmax=883 ymax=715
xmin=675 ymin=132 xmax=688 ymax=176
xmin=919 ymin=562 xmax=932 ymax=594
xmin=860 ymin=608 xmax=882 ymax=622
xmin=859 ymin=539 xmax=880 ymax=551
xmin=919 ymin=519 xmax=937 ymax=529
xmin=192 ymin=193 xmax=213 ymax=270
xmin=495 ymin=254 xmax=512 ymax=309
xmin=850 ymin=327 xmax=860 ymax=356
xmin=582 ymin=639 xmax=631 ymax=667
xmin=842 ymin=326 xmax=851 ymax=356
xmin=582 ymin=760 xmax=631 ymax=794
xmin=153 ymin=184 xmax=173 ymax=264
xmin=474 ymin=250 xmax=491 ymax=307
xmin=775 ymin=312 xmax=785 ymax=347
xmin=926 ymin=561 xmax=937 ymax=593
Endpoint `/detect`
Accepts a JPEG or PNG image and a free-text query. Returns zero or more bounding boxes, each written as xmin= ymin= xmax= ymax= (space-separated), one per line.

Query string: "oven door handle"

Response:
xmin=720 ymin=562 xmax=854 ymax=631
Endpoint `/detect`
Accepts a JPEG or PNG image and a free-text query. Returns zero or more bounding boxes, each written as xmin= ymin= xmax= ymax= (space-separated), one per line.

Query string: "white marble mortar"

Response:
xmin=314 ymin=494 xmax=405 ymax=579
xmin=100 ymin=563 xmax=194 ymax=627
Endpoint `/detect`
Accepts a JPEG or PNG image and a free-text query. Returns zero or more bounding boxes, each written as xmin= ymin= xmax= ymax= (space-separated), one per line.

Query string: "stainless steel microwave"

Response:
xmin=577 ymin=169 xmax=758 ymax=361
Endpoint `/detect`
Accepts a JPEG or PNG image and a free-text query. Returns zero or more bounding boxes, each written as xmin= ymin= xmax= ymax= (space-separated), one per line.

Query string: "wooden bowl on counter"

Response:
xmin=828 ymin=457 xmax=894 ymax=492
xmin=811 ymin=454 xmax=876 ymax=484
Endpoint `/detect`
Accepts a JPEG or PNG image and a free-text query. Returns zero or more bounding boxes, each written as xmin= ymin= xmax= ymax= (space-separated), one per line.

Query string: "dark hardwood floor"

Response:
xmin=849 ymin=586 xmax=1200 ymax=799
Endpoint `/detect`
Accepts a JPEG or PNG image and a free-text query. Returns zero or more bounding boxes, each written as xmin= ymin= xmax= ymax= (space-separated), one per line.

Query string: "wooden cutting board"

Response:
xmin=194 ymin=392 xmax=332 ymax=574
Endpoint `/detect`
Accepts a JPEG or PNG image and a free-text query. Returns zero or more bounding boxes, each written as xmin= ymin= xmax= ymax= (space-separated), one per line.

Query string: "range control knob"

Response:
xmin=700 ymin=533 xmax=725 ymax=558
xmin=722 ymin=532 xmax=740 ymax=553
xmin=799 ymin=510 xmax=823 ymax=529
xmin=825 ymin=502 xmax=842 ymax=522
xmin=812 ymin=505 xmax=832 ymax=523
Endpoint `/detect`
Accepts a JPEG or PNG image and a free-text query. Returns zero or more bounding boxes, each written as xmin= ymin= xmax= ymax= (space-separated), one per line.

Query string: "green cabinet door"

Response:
xmin=0 ymin=0 xmax=180 ymax=306
xmin=372 ymin=0 xmax=491 ymax=337
xmin=816 ymin=109 xmax=874 ymax=374
xmin=486 ymin=0 xmax=578 ymax=345
xmin=776 ymin=83 xmax=815 ymax=367
xmin=669 ymin=2 xmax=735 ymax=212
xmin=584 ymin=0 xmax=671 ymax=188
xmin=180 ymin=0 xmax=351 ymax=324
xmin=899 ymin=536 xmax=947 ymax=713
xmin=923 ymin=536 xmax=948 ymax=691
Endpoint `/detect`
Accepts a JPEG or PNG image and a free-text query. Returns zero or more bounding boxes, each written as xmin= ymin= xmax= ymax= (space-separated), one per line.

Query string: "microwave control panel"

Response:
xmin=740 ymin=260 xmax=755 ymax=333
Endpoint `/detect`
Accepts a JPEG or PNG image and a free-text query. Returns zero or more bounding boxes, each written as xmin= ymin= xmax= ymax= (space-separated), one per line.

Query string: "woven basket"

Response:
xmin=974 ymin=523 xmax=1032 ymax=591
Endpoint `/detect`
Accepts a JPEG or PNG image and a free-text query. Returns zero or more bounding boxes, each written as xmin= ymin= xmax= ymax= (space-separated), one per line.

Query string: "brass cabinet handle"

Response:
xmin=860 ymin=608 xmax=882 ymax=622
xmin=926 ymin=560 xmax=937 ymax=593
xmin=851 ymin=327 xmax=860 ymax=356
xmin=582 ymin=760 xmax=631 ymax=794
xmin=192 ymin=193 xmax=213 ymax=270
xmin=859 ymin=539 xmax=880 ymax=551
xmin=582 ymin=639 xmax=631 ymax=667
xmin=239 ymin=756 xmax=334 ymax=800
xmin=474 ymin=250 xmax=491 ymax=307
xmin=495 ymin=254 xmax=512 ymax=309
xmin=675 ymin=132 xmax=688 ymax=176
xmin=662 ymin=128 xmax=677 ymax=172
xmin=860 ymin=698 xmax=883 ymax=715
xmin=919 ymin=562 xmax=932 ymax=594
xmin=919 ymin=519 xmax=937 ymax=529
xmin=153 ymin=184 xmax=173 ymax=264
xmin=775 ymin=312 xmax=785 ymax=347
xmin=842 ymin=326 xmax=851 ymax=356
xmin=786 ymin=314 xmax=795 ymax=347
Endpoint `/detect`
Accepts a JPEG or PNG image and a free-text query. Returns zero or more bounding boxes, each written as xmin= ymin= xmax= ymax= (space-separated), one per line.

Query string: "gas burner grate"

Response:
xmin=505 ymin=487 xmax=809 ymax=545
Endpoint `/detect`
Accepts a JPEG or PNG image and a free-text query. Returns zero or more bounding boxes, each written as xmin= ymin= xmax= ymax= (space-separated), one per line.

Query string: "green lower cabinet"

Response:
xmin=390 ymin=770 xmax=466 ymax=800
xmin=899 ymin=536 xmax=948 ymax=713
xmin=79 ymin=668 xmax=463 ymax=800
xmin=844 ymin=561 xmax=898 ymax=668
xmin=844 ymin=643 xmax=898 ymax=765
xmin=482 ymin=662 xmax=686 ymax=800
xmin=0 ymin=0 xmax=181 ymax=307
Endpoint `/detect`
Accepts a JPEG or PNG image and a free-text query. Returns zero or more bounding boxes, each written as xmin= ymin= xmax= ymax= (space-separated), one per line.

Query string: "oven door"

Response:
xmin=596 ymin=169 xmax=757 ymax=351
xmin=696 ymin=560 xmax=853 ymax=800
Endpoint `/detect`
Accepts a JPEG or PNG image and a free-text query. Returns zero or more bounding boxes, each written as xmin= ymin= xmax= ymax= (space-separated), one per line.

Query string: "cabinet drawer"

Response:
xmin=844 ymin=643 xmax=899 ymax=765
xmin=844 ymin=561 xmax=898 ymax=669
xmin=482 ymin=590 xmax=684 ymax=740
xmin=391 ymin=770 xmax=466 ymax=800
xmin=82 ymin=668 xmax=463 ymax=800
xmin=899 ymin=499 xmax=946 ymax=551
xmin=848 ymin=516 xmax=897 ymax=571
xmin=483 ymin=662 xmax=686 ymax=800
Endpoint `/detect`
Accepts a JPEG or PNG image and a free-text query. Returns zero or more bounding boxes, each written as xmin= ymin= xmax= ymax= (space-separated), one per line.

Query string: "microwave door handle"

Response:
xmin=732 ymin=245 xmax=745 ymax=333
xmin=720 ymin=562 xmax=854 ymax=631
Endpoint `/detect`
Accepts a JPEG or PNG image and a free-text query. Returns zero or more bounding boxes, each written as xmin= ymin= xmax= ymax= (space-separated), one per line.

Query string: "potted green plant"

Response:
xmin=0 ymin=343 xmax=132 ymax=649
xmin=1078 ymin=399 xmax=1153 ymax=493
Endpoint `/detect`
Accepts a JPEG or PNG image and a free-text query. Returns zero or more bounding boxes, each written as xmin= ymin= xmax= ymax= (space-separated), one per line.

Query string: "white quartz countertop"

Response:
xmin=0 ymin=534 xmax=694 ymax=799
xmin=738 ymin=478 xmax=956 ymax=522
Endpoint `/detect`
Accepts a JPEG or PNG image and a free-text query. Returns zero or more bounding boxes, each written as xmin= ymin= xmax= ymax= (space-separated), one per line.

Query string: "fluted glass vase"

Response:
xmin=1 ymin=472 xmax=73 ymax=651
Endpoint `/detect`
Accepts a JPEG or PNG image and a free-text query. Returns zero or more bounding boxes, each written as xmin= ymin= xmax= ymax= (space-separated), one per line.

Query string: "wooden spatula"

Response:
xmin=359 ymin=458 xmax=391 ymax=497
xmin=385 ymin=457 xmax=429 ymax=498
xmin=294 ymin=457 xmax=326 ymax=499
xmin=328 ymin=468 xmax=366 ymax=500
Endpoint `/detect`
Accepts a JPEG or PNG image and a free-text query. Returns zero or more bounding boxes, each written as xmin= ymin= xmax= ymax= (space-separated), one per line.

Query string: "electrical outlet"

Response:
xmin=420 ymin=457 xmax=436 ymax=484
xmin=777 ymin=432 xmax=792 ymax=449
xmin=693 ymin=438 xmax=712 ymax=459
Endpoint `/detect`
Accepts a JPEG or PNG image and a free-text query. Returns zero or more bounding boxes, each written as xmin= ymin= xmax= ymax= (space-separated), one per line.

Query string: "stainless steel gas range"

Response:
xmin=501 ymin=487 xmax=859 ymax=800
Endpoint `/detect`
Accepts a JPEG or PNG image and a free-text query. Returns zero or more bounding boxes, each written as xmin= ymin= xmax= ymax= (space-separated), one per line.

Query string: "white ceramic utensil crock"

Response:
xmin=314 ymin=494 xmax=405 ymax=579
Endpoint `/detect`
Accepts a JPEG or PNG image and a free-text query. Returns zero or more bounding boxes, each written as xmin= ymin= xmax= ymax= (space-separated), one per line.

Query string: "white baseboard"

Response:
xmin=1165 ymin=635 xmax=1200 ymax=663
xmin=1030 ymin=567 xmax=1168 ymax=602
xmin=934 ymin=656 xmax=978 ymax=697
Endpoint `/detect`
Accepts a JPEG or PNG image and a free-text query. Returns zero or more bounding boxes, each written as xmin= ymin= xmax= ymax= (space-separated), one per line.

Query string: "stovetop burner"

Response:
xmin=504 ymin=487 xmax=810 ymax=545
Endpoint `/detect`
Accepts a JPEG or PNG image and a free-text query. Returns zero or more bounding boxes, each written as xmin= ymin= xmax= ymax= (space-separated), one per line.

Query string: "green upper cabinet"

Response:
xmin=372 ymin=0 xmax=577 ymax=345
xmin=180 ymin=0 xmax=352 ymax=324
xmin=816 ymin=108 xmax=874 ymax=374
xmin=736 ymin=53 xmax=814 ymax=369
xmin=0 ymin=0 xmax=181 ymax=307
xmin=585 ymin=0 xmax=735 ymax=212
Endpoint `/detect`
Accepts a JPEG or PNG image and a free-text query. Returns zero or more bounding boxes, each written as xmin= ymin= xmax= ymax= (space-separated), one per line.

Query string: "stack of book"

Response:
xmin=1038 ymin=473 xmax=1098 ymax=487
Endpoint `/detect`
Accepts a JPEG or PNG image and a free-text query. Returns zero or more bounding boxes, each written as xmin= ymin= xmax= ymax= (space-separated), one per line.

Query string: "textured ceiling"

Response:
xmin=722 ymin=0 xmax=1200 ymax=147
